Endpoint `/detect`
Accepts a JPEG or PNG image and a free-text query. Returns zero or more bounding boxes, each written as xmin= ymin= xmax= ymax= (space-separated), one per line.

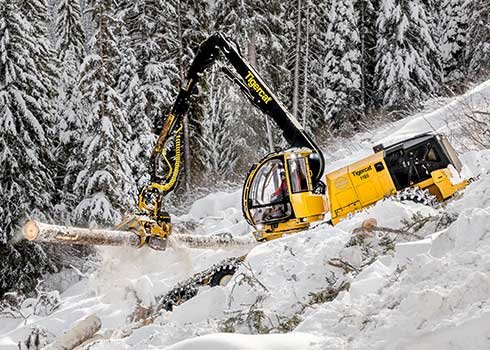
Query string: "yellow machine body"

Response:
xmin=326 ymin=152 xmax=396 ymax=225
xmin=243 ymin=149 xmax=328 ymax=241
xmin=327 ymin=134 xmax=468 ymax=225
xmin=418 ymin=168 xmax=468 ymax=201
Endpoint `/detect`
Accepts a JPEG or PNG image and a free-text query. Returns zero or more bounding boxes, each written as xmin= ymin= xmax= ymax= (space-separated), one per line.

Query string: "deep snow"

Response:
xmin=1 ymin=80 xmax=489 ymax=349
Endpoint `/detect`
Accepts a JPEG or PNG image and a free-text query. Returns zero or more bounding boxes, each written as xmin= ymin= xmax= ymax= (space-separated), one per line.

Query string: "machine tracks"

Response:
xmin=156 ymin=255 xmax=246 ymax=312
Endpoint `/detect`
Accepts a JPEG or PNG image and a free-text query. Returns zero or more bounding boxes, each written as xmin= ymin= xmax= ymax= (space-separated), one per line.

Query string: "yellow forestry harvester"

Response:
xmin=128 ymin=32 xmax=468 ymax=244
xmin=24 ymin=32 xmax=468 ymax=250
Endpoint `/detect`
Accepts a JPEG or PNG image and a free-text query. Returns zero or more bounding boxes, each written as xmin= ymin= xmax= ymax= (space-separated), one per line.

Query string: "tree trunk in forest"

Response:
xmin=292 ymin=0 xmax=302 ymax=119
xmin=302 ymin=3 xmax=310 ymax=129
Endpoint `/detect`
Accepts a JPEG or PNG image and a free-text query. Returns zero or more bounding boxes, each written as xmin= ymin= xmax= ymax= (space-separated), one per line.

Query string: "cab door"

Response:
xmin=244 ymin=157 xmax=293 ymax=226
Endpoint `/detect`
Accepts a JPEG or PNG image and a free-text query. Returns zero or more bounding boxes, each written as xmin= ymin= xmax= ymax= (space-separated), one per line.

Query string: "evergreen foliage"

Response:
xmin=0 ymin=1 xmax=55 ymax=242
xmin=119 ymin=0 xmax=179 ymax=187
xmin=53 ymin=0 xmax=87 ymax=222
xmin=374 ymin=0 xmax=440 ymax=112
xmin=302 ymin=0 xmax=330 ymax=130
xmin=75 ymin=0 xmax=134 ymax=226
xmin=197 ymin=71 xmax=242 ymax=178
xmin=54 ymin=49 xmax=87 ymax=223
xmin=322 ymin=0 xmax=364 ymax=128
xmin=438 ymin=0 xmax=470 ymax=84
xmin=355 ymin=0 xmax=378 ymax=111
xmin=467 ymin=0 xmax=490 ymax=79
xmin=0 ymin=0 xmax=59 ymax=296
xmin=55 ymin=0 xmax=86 ymax=62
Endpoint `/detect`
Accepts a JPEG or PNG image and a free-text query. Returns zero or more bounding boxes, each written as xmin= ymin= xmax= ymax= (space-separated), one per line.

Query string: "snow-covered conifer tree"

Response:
xmin=281 ymin=0 xmax=332 ymax=131
xmin=76 ymin=0 xmax=134 ymax=226
xmin=173 ymin=0 xmax=211 ymax=189
xmin=17 ymin=0 xmax=58 ymax=109
xmin=298 ymin=0 xmax=330 ymax=131
xmin=120 ymin=0 xmax=179 ymax=188
xmin=375 ymin=0 xmax=440 ymax=112
xmin=438 ymin=0 xmax=470 ymax=85
xmin=214 ymin=0 xmax=284 ymax=153
xmin=53 ymin=0 xmax=88 ymax=222
xmin=0 ymin=1 xmax=58 ymax=294
xmin=54 ymin=49 xmax=88 ymax=223
xmin=197 ymin=70 xmax=242 ymax=179
xmin=322 ymin=0 xmax=364 ymax=129
xmin=466 ymin=0 xmax=490 ymax=79
xmin=116 ymin=28 xmax=145 ymax=188
xmin=56 ymin=0 xmax=86 ymax=62
xmin=0 ymin=2 xmax=56 ymax=241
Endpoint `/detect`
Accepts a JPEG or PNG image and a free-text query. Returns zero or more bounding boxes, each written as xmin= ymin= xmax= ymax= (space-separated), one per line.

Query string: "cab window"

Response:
xmin=288 ymin=158 xmax=310 ymax=193
xmin=248 ymin=158 xmax=292 ymax=225
xmin=250 ymin=159 xmax=286 ymax=206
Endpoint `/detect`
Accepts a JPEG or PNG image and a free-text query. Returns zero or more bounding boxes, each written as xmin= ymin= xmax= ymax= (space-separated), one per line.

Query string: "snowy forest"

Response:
xmin=0 ymin=0 xmax=489 ymax=298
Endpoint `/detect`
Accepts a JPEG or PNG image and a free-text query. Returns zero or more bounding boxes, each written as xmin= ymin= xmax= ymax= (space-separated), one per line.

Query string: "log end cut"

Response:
xmin=23 ymin=220 xmax=40 ymax=241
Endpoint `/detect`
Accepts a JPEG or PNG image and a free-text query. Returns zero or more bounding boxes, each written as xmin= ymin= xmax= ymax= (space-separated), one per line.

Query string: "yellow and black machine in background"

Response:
xmin=134 ymin=32 xmax=469 ymax=247
xmin=326 ymin=133 xmax=468 ymax=225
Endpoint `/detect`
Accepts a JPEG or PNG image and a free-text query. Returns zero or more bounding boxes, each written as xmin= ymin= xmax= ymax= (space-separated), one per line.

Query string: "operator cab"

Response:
xmin=243 ymin=149 xmax=328 ymax=241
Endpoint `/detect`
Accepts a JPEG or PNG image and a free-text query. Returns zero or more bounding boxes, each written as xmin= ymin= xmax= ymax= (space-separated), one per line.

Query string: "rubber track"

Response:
xmin=156 ymin=255 xmax=245 ymax=312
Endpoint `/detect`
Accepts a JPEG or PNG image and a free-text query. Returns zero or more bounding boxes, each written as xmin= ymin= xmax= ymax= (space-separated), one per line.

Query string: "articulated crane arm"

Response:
xmin=137 ymin=32 xmax=325 ymax=246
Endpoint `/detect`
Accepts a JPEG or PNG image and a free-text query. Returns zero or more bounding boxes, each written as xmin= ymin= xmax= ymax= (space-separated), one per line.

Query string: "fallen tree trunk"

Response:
xmin=43 ymin=314 xmax=102 ymax=350
xmin=23 ymin=220 xmax=141 ymax=248
xmin=23 ymin=220 xmax=257 ymax=251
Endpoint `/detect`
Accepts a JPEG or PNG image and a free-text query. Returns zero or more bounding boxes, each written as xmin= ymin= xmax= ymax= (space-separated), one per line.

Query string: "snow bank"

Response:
xmin=162 ymin=332 xmax=323 ymax=350
xmin=176 ymin=190 xmax=250 ymax=236
xmin=296 ymin=150 xmax=490 ymax=349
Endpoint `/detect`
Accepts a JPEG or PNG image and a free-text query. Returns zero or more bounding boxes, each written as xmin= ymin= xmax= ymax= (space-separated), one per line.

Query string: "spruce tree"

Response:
xmin=56 ymin=0 xmax=86 ymax=62
xmin=17 ymin=0 xmax=58 ymax=112
xmin=322 ymin=0 xmax=364 ymax=129
xmin=197 ymin=70 xmax=241 ymax=179
xmin=0 ymin=1 xmax=56 ymax=241
xmin=76 ymin=0 xmax=134 ymax=226
xmin=301 ymin=0 xmax=330 ymax=131
xmin=375 ymin=0 xmax=440 ymax=112
xmin=0 ymin=1 xmax=57 ymax=295
xmin=53 ymin=0 xmax=87 ymax=222
xmin=467 ymin=0 xmax=490 ymax=80
xmin=438 ymin=0 xmax=470 ymax=86
xmin=120 ymin=0 xmax=179 ymax=189
xmin=55 ymin=49 xmax=88 ymax=223
xmin=214 ymin=0 xmax=284 ymax=154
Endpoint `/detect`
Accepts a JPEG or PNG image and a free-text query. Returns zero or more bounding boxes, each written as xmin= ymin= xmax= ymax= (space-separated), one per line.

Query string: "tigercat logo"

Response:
xmin=352 ymin=165 xmax=372 ymax=177
xmin=245 ymin=71 xmax=273 ymax=104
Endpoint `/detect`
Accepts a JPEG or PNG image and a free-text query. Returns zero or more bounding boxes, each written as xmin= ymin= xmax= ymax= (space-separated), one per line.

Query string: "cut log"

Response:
xmin=23 ymin=220 xmax=257 ymax=251
xmin=43 ymin=314 xmax=102 ymax=350
xmin=23 ymin=220 xmax=141 ymax=248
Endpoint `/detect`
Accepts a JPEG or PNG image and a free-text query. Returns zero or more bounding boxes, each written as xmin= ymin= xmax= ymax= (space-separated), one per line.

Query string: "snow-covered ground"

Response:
xmin=1 ymin=81 xmax=489 ymax=349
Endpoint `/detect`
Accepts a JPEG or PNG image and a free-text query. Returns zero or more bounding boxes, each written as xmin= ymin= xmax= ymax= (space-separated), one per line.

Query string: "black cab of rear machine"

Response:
xmin=242 ymin=149 xmax=328 ymax=241
xmin=326 ymin=133 xmax=468 ymax=225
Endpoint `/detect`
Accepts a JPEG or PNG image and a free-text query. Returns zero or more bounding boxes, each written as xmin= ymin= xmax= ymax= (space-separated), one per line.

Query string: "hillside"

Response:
xmin=1 ymin=80 xmax=489 ymax=349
